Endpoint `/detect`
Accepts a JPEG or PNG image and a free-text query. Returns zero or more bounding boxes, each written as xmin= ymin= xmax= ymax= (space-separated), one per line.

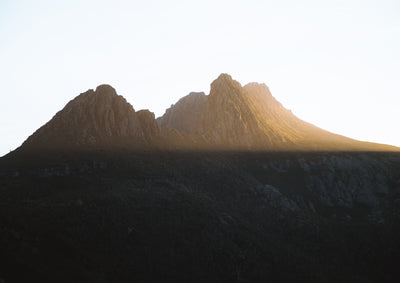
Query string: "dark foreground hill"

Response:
xmin=1 ymin=150 xmax=400 ymax=282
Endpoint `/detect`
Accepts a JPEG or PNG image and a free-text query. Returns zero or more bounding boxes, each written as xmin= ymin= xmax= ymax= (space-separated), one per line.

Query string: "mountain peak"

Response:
xmin=210 ymin=73 xmax=242 ymax=94
xmin=95 ymin=84 xmax=117 ymax=96
xmin=216 ymin=73 xmax=233 ymax=81
xmin=21 ymin=85 xmax=160 ymax=151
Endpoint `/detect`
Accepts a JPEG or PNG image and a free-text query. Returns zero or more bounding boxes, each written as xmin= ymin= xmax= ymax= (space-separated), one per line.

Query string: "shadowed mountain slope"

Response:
xmin=21 ymin=85 xmax=160 ymax=151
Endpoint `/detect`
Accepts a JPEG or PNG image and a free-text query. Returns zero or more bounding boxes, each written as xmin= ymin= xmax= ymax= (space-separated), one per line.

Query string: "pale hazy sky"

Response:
xmin=1 ymin=0 xmax=399 ymax=156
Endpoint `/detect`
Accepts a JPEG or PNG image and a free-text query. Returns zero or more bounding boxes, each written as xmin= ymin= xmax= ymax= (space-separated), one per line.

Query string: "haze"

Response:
xmin=1 ymin=0 xmax=399 ymax=156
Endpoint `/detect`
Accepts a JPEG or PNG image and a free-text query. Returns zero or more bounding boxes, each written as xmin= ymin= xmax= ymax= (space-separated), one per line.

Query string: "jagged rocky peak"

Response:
xmin=211 ymin=73 xmax=240 ymax=87
xmin=209 ymin=73 xmax=243 ymax=99
xmin=21 ymin=84 xmax=160 ymax=150
xmin=210 ymin=76 xmax=279 ymax=109
xmin=157 ymin=92 xmax=206 ymax=134
xmin=95 ymin=84 xmax=117 ymax=95
xmin=201 ymin=74 xmax=268 ymax=149
xmin=158 ymin=73 xmax=292 ymax=149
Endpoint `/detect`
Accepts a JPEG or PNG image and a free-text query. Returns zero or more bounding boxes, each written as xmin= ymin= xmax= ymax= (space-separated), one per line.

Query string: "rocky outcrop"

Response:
xmin=22 ymin=84 xmax=160 ymax=150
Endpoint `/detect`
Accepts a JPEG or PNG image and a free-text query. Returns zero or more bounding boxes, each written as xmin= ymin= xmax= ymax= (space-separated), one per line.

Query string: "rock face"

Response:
xmin=158 ymin=74 xmax=397 ymax=151
xmin=200 ymin=74 xmax=266 ymax=149
xmin=22 ymin=85 xmax=160 ymax=150
xmin=157 ymin=92 xmax=206 ymax=134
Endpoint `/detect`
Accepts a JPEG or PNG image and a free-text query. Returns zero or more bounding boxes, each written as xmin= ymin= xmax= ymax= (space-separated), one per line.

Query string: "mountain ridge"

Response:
xmin=20 ymin=84 xmax=161 ymax=151
xmin=12 ymin=74 xmax=400 ymax=154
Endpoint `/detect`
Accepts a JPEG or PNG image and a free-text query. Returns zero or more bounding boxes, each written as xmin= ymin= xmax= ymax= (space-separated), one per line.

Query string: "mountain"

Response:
xmin=13 ymin=74 xmax=399 ymax=154
xmin=1 ymin=75 xmax=400 ymax=282
xmin=21 ymin=84 xmax=160 ymax=151
xmin=159 ymin=74 xmax=397 ymax=151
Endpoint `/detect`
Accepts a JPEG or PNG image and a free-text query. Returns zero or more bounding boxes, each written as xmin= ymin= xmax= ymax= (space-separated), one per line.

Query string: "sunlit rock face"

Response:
xmin=22 ymin=84 xmax=160 ymax=150
xmin=158 ymin=73 xmax=398 ymax=151
xmin=158 ymin=74 xmax=289 ymax=149
xmin=199 ymin=74 xmax=266 ymax=149
xmin=198 ymin=73 xmax=313 ymax=150
xmin=198 ymin=74 xmax=373 ymax=150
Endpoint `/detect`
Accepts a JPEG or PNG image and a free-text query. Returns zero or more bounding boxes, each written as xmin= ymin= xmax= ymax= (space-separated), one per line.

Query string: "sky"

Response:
xmin=1 ymin=0 xmax=399 ymax=156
